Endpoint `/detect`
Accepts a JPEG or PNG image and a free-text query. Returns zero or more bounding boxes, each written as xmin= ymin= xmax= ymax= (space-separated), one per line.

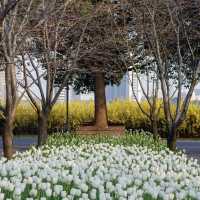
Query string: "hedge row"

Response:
xmin=1 ymin=100 xmax=200 ymax=137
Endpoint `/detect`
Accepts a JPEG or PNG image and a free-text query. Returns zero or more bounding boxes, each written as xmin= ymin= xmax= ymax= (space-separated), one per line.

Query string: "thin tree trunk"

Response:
xmin=38 ymin=111 xmax=49 ymax=146
xmin=2 ymin=117 xmax=14 ymax=159
xmin=151 ymin=117 xmax=158 ymax=140
xmin=94 ymin=72 xmax=108 ymax=129
xmin=167 ymin=125 xmax=177 ymax=151
xmin=0 ymin=0 xmax=18 ymax=24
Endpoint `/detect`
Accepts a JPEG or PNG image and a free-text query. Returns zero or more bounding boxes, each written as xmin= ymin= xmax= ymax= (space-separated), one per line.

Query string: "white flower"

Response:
xmin=128 ymin=193 xmax=138 ymax=200
xmin=54 ymin=185 xmax=63 ymax=195
xmin=99 ymin=191 xmax=106 ymax=200
xmin=13 ymin=187 xmax=22 ymax=196
xmin=1 ymin=167 xmax=7 ymax=177
xmin=61 ymin=191 xmax=67 ymax=198
xmin=52 ymin=176 xmax=58 ymax=184
xmin=178 ymin=191 xmax=187 ymax=199
xmin=90 ymin=189 xmax=96 ymax=200
xmin=189 ymin=189 xmax=196 ymax=198
xmin=82 ymin=193 xmax=89 ymax=199
xmin=46 ymin=188 xmax=52 ymax=197
xmin=106 ymin=181 xmax=114 ymax=192
xmin=70 ymin=188 xmax=81 ymax=197
xmin=0 ymin=193 xmax=4 ymax=200
xmin=0 ymin=142 xmax=199 ymax=199
xmin=29 ymin=188 xmax=37 ymax=197
xmin=80 ymin=183 xmax=88 ymax=192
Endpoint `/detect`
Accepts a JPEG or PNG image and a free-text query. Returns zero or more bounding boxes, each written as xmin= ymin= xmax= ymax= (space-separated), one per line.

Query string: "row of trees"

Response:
xmin=0 ymin=0 xmax=199 ymax=159
xmin=0 ymin=0 xmax=128 ymax=158
xmin=126 ymin=0 xmax=200 ymax=150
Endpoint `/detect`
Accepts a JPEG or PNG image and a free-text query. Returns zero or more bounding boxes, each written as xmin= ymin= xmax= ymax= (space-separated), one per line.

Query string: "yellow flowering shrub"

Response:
xmin=14 ymin=102 xmax=37 ymax=130
xmin=0 ymin=99 xmax=200 ymax=137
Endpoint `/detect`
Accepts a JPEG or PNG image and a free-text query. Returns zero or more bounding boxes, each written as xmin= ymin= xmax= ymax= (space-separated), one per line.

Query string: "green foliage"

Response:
xmin=47 ymin=130 xmax=167 ymax=152
xmin=1 ymin=100 xmax=200 ymax=137
xmin=72 ymin=73 xmax=123 ymax=94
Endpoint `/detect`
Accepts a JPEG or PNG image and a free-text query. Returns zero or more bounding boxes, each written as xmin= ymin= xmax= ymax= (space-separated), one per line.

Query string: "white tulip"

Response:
xmin=0 ymin=193 xmax=4 ymax=200
xmin=46 ymin=188 xmax=52 ymax=197
xmin=90 ymin=189 xmax=96 ymax=200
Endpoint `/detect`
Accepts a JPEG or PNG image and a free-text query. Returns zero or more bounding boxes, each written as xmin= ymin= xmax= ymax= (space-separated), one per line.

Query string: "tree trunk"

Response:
xmin=2 ymin=118 xmax=14 ymax=159
xmin=3 ymin=63 xmax=16 ymax=159
xmin=151 ymin=117 xmax=158 ymax=140
xmin=38 ymin=111 xmax=49 ymax=146
xmin=94 ymin=73 xmax=108 ymax=129
xmin=167 ymin=125 xmax=177 ymax=151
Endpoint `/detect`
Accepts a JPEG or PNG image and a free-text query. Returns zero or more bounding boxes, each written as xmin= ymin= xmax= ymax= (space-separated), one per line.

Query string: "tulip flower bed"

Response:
xmin=0 ymin=133 xmax=200 ymax=200
xmin=47 ymin=131 xmax=167 ymax=151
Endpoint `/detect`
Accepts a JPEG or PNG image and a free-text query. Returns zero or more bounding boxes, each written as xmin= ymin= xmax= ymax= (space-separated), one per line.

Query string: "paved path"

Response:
xmin=0 ymin=136 xmax=37 ymax=154
xmin=176 ymin=140 xmax=200 ymax=161
xmin=0 ymin=137 xmax=199 ymax=162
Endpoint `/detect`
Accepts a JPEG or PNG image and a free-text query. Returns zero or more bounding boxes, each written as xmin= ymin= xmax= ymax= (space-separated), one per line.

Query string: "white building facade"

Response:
xmin=0 ymin=70 xmax=200 ymax=102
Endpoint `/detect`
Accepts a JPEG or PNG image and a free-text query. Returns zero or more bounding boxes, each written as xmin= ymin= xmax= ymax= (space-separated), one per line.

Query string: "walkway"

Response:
xmin=0 ymin=135 xmax=37 ymax=153
xmin=176 ymin=140 xmax=200 ymax=161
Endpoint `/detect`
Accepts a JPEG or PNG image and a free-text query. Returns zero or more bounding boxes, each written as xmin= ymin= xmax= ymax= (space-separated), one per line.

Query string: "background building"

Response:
xmin=0 ymin=70 xmax=200 ymax=103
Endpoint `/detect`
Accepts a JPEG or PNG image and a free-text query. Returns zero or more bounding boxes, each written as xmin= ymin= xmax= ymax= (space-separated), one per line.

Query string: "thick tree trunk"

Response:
xmin=94 ymin=73 xmax=108 ymax=129
xmin=167 ymin=125 xmax=177 ymax=151
xmin=2 ymin=118 xmax=14 ymax=159
xmin=38 ymin=111 xmax=49 ymax=146
xmin=3 ymin=63 xmax=16 ymax=159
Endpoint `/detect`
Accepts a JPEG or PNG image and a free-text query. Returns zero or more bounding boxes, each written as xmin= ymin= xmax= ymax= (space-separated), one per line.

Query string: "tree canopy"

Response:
xmin=53 ymin=0 xmax=131 ymax=94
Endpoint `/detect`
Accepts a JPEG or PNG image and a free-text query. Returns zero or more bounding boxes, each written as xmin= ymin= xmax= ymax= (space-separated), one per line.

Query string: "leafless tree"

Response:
xmin=0 ymin=0 xmax=36 ymax=159
xmin=131 ymin=0 xmax=200 ymax=150
xmin=19 ymin=0 xmax=89 ymax=146
xmin=129 ymin=64 xmax=161 ymax=138
xmin=0 ymin=0 xmax=20 ymax=24
xmin=108 ymin=2 xmax=162 ymax=138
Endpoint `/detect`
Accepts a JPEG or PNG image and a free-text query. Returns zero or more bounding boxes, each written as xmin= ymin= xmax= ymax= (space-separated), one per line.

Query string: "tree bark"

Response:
xmin=38 ymin=111 xmax=49 ymax=146
xmin=0 ymin=0 xmax=19 ymax=25
xmin=2 ymin=63 xmax=16 ymax=159
xmin=94 ymin=73 xmax=108 ymax=129
xmin=2 ymin=118 xmax=14 ymax=159
xmin=151 ymin=117 xmax=158 ymax=140
xmin=167 ymin=125 xmax=177 ymax=151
